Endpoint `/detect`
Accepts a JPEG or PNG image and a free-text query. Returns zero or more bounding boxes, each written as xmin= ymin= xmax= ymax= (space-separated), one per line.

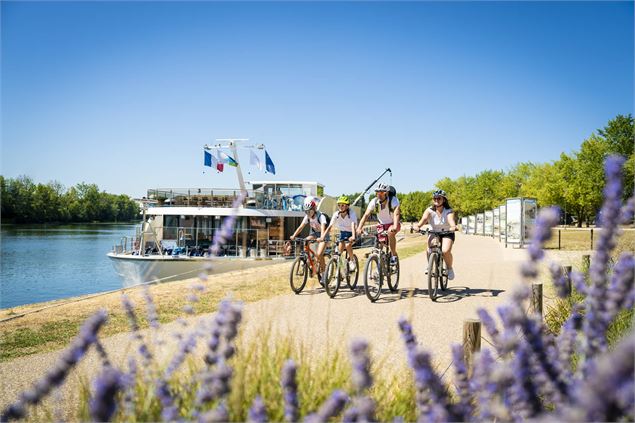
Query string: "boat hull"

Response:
xmin=107 ymin=252 xmax=285 ymax=286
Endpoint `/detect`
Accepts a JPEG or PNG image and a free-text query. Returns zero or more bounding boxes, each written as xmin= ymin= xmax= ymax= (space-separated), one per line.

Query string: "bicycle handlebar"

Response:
xmin=417 ymin=228 xmax=455 ymax=236
xmin=292 ymin=237 xmax=317 ymax=243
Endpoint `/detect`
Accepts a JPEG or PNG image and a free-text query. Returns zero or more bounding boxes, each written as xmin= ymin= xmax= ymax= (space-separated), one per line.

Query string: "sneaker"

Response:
xmin=447 ymin=268 xmax=455 ymax=280
xmin=349 ymin=260 xmax=356 ymax=272
xmin=390 ymin=255 xmax=398 ymax=265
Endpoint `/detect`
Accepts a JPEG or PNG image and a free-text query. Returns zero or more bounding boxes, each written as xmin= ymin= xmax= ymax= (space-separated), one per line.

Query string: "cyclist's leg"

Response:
xmin=317 ymin=240 xmax=327 ymax=272
xmin=441 ymin=236 xmax=454 ymax=268
xmin=388 ymin=224 xmax=400 ymax=258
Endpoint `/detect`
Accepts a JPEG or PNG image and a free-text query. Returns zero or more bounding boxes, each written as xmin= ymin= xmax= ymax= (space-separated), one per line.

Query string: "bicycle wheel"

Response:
xmin=427 ymin=252 xmax=439 ymax=301
xmin=290 ymin=257 xmax=308 ymax=294
xmin=388 ymin=256 xmax=400 ymax=292
xmin=346 ymin=254 xmax=359 ymax=290
xmin=364 ymin=254 xmax=382 ymax=302
xmin=317 ymin=253 xmax=331 ymax=285
xmin=323 ymin=257 xmax=339 ymax=298
xmin=440 ymin=256 xmax=448 ymax=291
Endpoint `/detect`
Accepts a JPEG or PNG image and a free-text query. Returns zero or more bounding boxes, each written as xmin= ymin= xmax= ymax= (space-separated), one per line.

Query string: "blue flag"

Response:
xmin=204 ymin=151 xmax=212 ymax=167
xmin=265 ymin=150 xmax=276 ymax=174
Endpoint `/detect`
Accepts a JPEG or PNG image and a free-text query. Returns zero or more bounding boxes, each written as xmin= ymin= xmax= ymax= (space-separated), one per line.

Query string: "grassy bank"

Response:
xmin=0 ymin=235 xmax=427 ymax=362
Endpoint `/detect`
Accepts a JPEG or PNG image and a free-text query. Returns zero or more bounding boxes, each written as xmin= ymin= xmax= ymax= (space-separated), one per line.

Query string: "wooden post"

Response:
xmin=463 ymin=319 xmax=481 ymax=377
xmin=582 ymin=254 xmax=591 ymax=270
xmin=531 ymin=283 xmax=543 ymax=317
xmin=558 ymin=229 xmax=561 ymax=250
xmin=590 ymin=228 xmax=594 ymax=250
xmin=564 ymin=265 xmax=572 ymax=296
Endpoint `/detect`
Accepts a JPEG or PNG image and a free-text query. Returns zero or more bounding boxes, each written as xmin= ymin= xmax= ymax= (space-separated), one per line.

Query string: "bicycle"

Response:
xmin=289 ymin=238 xmax=330 ymax=294
xmin=322 ymin=238 xmax=359 ymax=298
xmin=418 ymin=228 xmax=452 ymax=301
xmin=363 ymin=230 xmax=400 ymax=302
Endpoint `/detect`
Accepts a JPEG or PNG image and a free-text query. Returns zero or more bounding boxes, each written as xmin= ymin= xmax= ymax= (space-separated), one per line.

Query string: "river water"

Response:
xmin=1 ymin=224 xmax=137 ymax=309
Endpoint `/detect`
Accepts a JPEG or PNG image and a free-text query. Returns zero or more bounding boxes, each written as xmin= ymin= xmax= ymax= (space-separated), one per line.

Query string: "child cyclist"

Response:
xmin=413 ymin=189 xmax=458 ymax=280
xmin=319 ymin=195 xmax=357 ymax=271
xmin=290 ymin=196 xmax=329 ymax=273
xmin=356 ymin=183 xmax=401 ymax=264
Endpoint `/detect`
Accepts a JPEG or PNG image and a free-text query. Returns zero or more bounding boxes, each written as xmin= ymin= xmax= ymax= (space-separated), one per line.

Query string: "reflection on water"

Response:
xmin=1 ymin=224 xmax=137 ymax=309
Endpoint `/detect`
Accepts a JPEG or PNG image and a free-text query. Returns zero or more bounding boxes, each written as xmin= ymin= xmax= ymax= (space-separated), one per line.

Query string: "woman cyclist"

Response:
xmin=413 ymin=189 xmax=458 ymax=280
xmin=357 ymin=183 xmax=401 ymax=265
xmin=290 ymin=196 xmax=329 ymax=274
xmin=320 ymin=195 xmax=358 ymax=271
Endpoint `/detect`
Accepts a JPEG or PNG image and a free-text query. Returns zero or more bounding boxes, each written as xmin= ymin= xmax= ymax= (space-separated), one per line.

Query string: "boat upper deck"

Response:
xmin=146 ymin=181 xmax=325 ymax=211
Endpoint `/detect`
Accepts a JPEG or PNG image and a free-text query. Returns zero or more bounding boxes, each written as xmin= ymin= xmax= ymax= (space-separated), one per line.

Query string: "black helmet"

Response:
xmin=433 ymin=189 xmax=447 ymax=198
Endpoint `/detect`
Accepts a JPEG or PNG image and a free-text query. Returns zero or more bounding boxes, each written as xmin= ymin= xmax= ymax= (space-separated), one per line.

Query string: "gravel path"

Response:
xmin=1 ymin=233 xmax=564 ymax=418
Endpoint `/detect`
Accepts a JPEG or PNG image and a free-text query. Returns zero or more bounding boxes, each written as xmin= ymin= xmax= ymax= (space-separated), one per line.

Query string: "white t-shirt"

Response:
xmin=302 ymin=212 xmax=328 ymax=233
xmin=428 ymin=207 xmax=453 ymax=231
xmin=366 ymin=197 xmax=400 ymax=225
xmin=330 ymin=209 xmax=358 ymax=232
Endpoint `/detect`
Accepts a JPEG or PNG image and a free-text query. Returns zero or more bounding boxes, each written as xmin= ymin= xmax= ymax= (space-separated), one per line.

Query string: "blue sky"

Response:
xmin=1 ymin=1 xmax=633 ymax=199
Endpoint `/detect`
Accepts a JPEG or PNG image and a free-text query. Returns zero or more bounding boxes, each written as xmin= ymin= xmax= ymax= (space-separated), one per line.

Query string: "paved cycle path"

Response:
xmin=1 ymin=233 xmax=532 ymax=416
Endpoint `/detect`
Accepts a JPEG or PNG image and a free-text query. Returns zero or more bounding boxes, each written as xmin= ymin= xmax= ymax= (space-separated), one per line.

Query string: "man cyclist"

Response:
xmin=356 ymin=183 xmax=401 ymax=265
xmin=290 ymin=196 xmax=329 ymax=273
xmin=320 ymin=195 xmax=357 ymax=271
xmin=413 ymin=189 xmax=458 ymax=280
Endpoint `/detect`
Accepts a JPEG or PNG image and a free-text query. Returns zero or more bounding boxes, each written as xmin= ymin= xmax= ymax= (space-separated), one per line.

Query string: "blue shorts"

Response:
xmin=338 ymin=231 xmax=353 ymax=243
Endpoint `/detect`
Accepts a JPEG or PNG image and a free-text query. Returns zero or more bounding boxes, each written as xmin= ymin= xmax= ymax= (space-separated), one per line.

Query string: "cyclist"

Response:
xmin=356 ymin=183 xmax=401 ymax=265
xmin=290 ymin=196 xmax=329 ymax=273
xmin=413 ymin=189 xmax=458 ymax=280
xmin=320 ymin=195 xmax=357 ymax=271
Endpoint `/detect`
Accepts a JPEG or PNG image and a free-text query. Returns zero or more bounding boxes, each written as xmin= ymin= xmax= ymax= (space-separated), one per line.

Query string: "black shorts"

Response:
xmin=439 ymin=232 xmax=455 ymax=242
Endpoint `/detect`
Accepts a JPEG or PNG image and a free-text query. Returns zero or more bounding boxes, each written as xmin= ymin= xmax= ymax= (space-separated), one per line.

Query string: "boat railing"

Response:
xmin=146 ymin=188 xmax=306 ymax=211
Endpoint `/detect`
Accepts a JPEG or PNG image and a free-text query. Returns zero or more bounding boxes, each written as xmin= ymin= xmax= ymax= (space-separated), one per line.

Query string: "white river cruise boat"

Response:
xmin=108 ymin=139 xmax=350 ymax=285
xmin=107 ymin=179 xmax=341 ymax=285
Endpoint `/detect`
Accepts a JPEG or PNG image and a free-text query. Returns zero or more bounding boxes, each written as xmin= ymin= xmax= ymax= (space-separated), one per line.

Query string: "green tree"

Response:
xmin=597 ymin=114 xmax=634 ymax=158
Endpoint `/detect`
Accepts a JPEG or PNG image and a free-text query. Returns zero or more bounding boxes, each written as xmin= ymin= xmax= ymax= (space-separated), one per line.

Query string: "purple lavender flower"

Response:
xmin=1 ymin=310 xmax=107 ymax=422
xmin=397 ymin=317 xmax=418 ymax=365
xmin=210 ymin=193 xmax=245 ymax=257
xmin=248 ymin=395 xmax=267 ymax=423
xmin=94 ymin=338 xmax=111 ymax=367
xmin=409 ymin=347 xmax=454 ymax=422
xmin=121 ymin=294 xmax=153 ymax=366
xmin=561 ymin=333 xmax=635 ymax=422
xmin=142 ymin=285 xmax=160 ymax=329
xmin=604 ymin=253 xmax=635 ymax=323
xmin=89 ymin=366 xmax=124 ymax=422
xmin=549 ymin=262 xmax=570 ymax=298
xmin=349 ymin=339 xmax=372 ymax=393
xmin=305 ymin=390 xmax=349 ymax=423
xmin=281 ymin=360 xmax=299 ymax=422
xmin=555 ymin=304 xmax=583 ymax=381
xmin=451 ymin=344 xmax=472 ymax=420
xmin=199 ymin=401 xmax=229 ymax=423
xmin=524 ymin=207 xmax=560 ymax=279
xmin=510 ymin=343 xmax=542 ymax=418
xmin=469 ymin=349 xmax=497 ymax=421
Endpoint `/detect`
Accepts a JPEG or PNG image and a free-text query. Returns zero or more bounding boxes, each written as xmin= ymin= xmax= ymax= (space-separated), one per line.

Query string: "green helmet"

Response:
xmin=337 ymin=195 xmax=350 ymax=205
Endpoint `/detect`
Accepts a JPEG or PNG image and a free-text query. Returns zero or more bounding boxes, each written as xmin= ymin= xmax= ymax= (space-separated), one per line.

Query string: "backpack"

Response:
xmin=318 ymin=211 xmax=330 ymax=226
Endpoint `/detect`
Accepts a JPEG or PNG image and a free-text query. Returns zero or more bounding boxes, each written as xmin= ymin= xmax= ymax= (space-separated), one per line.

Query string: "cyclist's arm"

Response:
xmin=350 ymin=221 xmax=357 ymax=240
xmin=357 ymin=209 xmax=372 ymax=234
xmin=415 ymin=209 xmax=431 ymax=230
xmin=290 ymin=222 xmax=306 ymax=240
xmin=390 ymin=205 xmax=401 ymax=232
xmin=447 ymin=211 xmax=458 ymax=232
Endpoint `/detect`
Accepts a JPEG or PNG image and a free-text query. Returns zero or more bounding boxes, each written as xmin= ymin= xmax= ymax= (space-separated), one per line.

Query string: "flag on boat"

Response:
xmin=265 ymin=150 xmax=276 ymax=174
xmin=204 ymin=151 xmax=213 ymax=167
xmin=219 ymin=151 xmax=238 ymax=167
xmin=215 ymin=152 xmax=224 ymax=172
xmin=250 ymin=149 xmax=263 ymax=171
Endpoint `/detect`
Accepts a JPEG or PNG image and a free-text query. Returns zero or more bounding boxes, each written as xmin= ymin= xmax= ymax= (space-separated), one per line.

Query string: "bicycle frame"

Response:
xmin=363 ymin=230 xmax=400 ymax=302
xmin=297 ymin=239 xmax=320 ymax=277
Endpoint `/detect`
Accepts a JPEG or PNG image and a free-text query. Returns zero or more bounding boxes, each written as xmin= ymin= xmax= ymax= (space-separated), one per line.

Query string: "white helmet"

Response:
xmin=375 ymin=183 xmax=389 ymax=192
xmin=303 ymin=197 xmax=317 ymax=211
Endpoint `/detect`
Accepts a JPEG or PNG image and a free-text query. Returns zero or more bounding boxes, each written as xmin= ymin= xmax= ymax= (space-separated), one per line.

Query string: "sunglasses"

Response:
xmin=433 ymin=196 xmax=443 ymax=200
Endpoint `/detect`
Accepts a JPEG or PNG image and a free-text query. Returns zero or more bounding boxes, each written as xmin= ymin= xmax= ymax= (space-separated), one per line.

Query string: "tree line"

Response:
xmin=344 ymin=114 xmax=634 ymax=226
xmin=1 ymin=176 xmax=139 ymax=224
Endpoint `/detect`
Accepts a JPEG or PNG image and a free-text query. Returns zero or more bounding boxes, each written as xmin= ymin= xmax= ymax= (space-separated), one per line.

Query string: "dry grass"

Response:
xmin=543 ymin=227 xmax=634 ymax=252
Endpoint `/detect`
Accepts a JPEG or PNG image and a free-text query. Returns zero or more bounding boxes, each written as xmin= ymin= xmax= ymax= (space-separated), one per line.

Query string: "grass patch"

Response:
xmin=544 ymin=227 xmax=635 ymax=251
xmin=0 ymin=320 xmax=81 ymax=361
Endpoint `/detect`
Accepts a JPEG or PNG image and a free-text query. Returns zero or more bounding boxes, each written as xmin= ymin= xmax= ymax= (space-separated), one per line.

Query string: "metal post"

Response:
xmin=564 ymin=265 xmax=572 ymax=296
xmin=531 ymin=283 xmax=543 ymax=317
xmin=558 ymin=229 xmax=561 ymax=250
xmin=590 ymin=228 xmax=594 ymax=250
xmin=463 ymin=319 xmax=481 ymax=378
